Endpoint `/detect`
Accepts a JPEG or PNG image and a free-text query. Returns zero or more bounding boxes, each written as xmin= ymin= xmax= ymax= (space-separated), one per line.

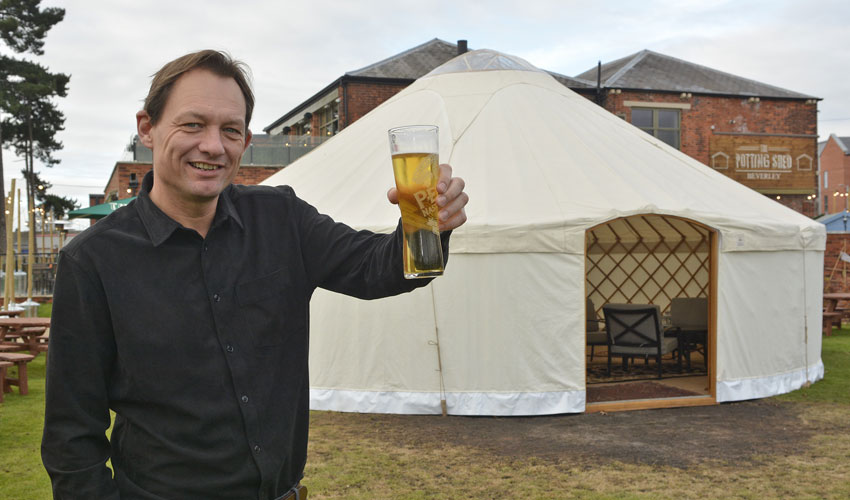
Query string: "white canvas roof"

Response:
xmin=264 ymin=49 xmax=824 ymax=255
xmin=262 ymin=49 xmax=824 ymax=416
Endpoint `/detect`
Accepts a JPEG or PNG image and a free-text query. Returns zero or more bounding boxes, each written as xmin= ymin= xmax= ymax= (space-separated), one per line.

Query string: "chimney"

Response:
xmin=457 ymin=40 xmax=468 ymax=55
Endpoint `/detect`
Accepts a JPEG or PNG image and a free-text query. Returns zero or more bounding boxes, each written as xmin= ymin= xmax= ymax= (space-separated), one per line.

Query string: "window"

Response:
xmin=824 ymin=171 xmax=829 ymax=189
xmin=824 ymin=196 xmax=829 ymax=213
xmin=291 ymin=122 xmax=310 ymax=137
xmin=632 ymin=108 xmax=681 ymax=149
xmin=318 ymin=102 xmax=339 ymax=137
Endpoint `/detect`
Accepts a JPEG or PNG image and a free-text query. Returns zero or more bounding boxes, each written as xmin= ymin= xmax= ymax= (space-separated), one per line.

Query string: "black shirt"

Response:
xmin=41 ymin=172 xmax=447 ymax=499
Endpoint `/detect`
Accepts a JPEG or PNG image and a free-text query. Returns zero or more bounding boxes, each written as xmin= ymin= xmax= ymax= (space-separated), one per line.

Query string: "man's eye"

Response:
xmin=224 ymin=127 xmax=242 ymax=135
xmin=183 ymin=123 xmax=201 ymax=129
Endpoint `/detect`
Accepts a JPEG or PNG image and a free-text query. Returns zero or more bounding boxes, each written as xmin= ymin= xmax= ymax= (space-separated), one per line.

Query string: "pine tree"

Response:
xmin=0 ymin=0 xmax=64 ymax=54
xmin=21 ymin=168 xmax=77 ymax=218
xmin=2 ymin=55 xmax=69 ymax=226
xmin=0 ymin=0 xmax=66 ymax=252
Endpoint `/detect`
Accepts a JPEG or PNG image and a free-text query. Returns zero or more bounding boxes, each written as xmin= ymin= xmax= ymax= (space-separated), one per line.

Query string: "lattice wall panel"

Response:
xmin=586 ymin=215 xmax=712 ymax=317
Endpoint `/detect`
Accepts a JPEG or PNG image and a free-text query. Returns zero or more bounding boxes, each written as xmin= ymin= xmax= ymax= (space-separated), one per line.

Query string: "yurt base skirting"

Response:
xmin=310 ymin=388 xmax=587 ymax=416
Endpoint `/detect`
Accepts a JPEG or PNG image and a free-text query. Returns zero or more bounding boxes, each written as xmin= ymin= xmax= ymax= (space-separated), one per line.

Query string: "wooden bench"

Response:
xmin=33 ymin=334 xmax=49 ymax=355
xmin=835 ymin=307 xmax=850 ymax=325
xmin=0 ymin=352 xmax=35 ymax=395
xmin=823 ymin=311 xmax=843 ymax=336
xmin=0 ymin=361 xmax=12 ymax=402
xmin=0 ymin=343 xmax=27 ymax=353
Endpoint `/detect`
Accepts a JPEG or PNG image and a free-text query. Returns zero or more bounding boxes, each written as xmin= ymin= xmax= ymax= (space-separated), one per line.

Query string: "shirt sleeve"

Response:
xmin=290 ymin=193 xmax=451 ymax=299
xmin=41 ymin=251 xmax=120 ymax=499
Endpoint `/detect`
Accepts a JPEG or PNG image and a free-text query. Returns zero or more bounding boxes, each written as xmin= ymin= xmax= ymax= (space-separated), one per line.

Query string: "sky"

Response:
xmin=2 ymin=0 xmax=849 ymax=229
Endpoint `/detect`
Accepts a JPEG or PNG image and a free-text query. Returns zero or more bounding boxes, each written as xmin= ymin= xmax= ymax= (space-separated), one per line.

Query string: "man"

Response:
xmin=41 ymin=50 xmax=468 ymax=499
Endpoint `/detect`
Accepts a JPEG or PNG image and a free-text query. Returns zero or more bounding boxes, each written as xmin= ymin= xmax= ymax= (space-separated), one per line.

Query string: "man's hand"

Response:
xmin=387 ymin=163 xmax=468 ymax=231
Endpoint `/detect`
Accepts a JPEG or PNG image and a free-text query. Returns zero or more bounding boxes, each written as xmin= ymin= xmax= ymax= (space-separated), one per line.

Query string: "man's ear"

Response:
xmin=136 ymin=110 xmax=154 ymax=148
xmin=244 ymin=129 xmax=253 ymax=152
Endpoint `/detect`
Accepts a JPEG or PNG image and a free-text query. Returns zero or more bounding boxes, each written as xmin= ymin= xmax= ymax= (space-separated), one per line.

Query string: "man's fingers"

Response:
xmin=438 ymin=191 xmax=469 ymax=221
xmin=439 ymin=206 xmax=468 ymax=231
xmin=387 ymin=187 xmax=399 ymax=205
xmin=436 ymin=164 xmax=453 ymax=193
xmin=437 ymin=177 xmax=465 ymax=207
xmin=391 ymin=163 xmax=467 ymax=231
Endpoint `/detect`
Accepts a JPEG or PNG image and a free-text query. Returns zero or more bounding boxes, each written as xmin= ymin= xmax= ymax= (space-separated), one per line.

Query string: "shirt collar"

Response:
xmin=135 ymin=170 xmax=243 ymax=246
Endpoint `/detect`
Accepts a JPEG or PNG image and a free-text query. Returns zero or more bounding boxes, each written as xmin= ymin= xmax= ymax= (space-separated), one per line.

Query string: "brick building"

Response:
xmin=821 ymin=231 xmax=850 ymax=292
xmin=815 ymin=135 xmax=850 ymax=292
xmin=264 ymin=39 xmax=463 ymax=138
xmin=575 ymin=50 xmax=820 ymax=216
xmin=265 ymin=39 xmax=820 ymax=217
xmin=265 ymin=39 xmax=594 ymax=138
xmin=818 ymin=134 xmax=850 ymax=214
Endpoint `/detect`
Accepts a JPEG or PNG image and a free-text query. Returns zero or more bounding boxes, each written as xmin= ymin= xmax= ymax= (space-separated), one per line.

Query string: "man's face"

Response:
xmin=137 ymin=68 xmax=251 ymax=206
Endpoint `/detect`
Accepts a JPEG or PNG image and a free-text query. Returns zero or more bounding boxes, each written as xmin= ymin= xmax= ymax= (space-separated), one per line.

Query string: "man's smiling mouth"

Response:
xmin=189 ymin=162 xmax=220 ymax=171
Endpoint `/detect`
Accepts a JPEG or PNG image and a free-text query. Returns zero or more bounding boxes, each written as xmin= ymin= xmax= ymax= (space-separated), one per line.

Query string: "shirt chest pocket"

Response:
xmin=235 ymin=269 xmax=291 ymax=348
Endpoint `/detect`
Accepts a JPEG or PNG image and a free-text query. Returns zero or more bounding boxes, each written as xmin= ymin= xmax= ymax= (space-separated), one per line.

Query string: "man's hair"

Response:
xmin=143 ymin=49 xmax=254 ymax=128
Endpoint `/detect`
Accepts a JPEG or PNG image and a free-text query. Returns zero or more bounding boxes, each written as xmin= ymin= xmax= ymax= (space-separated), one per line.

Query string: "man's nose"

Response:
xmin=198 ymin=128 xmax=226 ymax=156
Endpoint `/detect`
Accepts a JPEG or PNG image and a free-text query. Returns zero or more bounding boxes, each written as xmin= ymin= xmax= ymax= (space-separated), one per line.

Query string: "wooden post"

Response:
xmin=49 ymin=209 xmax=55 ymax=264
xmin=4 ymin=179 xmax=16 ymax=309
xmin=40 ymin=209 xmax=45 ymax=266
xmin=26 ymin=194 xmax=34 ymax=301
xmin=16 ymin=188 xmax=21 ymax=271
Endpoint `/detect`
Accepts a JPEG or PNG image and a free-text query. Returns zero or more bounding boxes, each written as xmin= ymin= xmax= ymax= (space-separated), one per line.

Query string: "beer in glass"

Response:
xmin=388 ymin=125 xmax=444 ymax=278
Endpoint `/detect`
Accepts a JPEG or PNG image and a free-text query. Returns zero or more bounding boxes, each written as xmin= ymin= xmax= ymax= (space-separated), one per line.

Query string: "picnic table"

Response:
xmin=0 ymin=317 xmax=49 ymax=397
xmin=0 ymin=316 xmax=51 ymax=355
xmin=822 ymin=292 xmax=850 ymax=336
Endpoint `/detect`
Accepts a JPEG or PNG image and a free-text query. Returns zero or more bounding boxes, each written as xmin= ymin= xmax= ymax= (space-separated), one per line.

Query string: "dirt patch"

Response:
xmin=317 ymin=400 xmax=843 ymax=469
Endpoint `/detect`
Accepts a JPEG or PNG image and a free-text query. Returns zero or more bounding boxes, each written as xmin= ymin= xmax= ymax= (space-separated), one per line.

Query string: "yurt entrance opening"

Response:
xmin=584 ymin=214 xmax=718 ymax=412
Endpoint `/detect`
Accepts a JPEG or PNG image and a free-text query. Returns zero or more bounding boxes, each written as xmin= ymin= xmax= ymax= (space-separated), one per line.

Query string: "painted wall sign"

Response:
xmin=708 ymin=135 xmax=815 ymax=192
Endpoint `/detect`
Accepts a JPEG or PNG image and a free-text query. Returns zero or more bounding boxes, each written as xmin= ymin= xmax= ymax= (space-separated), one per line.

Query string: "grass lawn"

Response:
xmin=0 ymin=303 xmax=53 ymax=499
xmin=775 ymin=327 xmax=850 ymax=404
xmin=2 ymin=313 xmax=848 ymax=499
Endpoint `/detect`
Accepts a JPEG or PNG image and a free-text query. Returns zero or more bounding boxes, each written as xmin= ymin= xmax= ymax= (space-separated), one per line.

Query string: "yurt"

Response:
xmin=261 ymin=49 xmax=825 ymax=416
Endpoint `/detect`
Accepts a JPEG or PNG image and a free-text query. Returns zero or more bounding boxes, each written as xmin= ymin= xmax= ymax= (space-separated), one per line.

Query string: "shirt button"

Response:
xmin=226 ymin=344 xmax=234 ymax=353
xmin=203 ymin=244 xmax=209 ymax=251
xmin=213 ymin=293 xmax=221 ymax=302
xmin=241 ymin=395 xmax=249 ymax=403
xmin=253 ymin=445 xmax=262 ymax=453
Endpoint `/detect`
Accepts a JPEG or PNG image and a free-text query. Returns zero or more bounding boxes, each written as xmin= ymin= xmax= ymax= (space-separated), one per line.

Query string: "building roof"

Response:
xmin=264 ymin=39 xmax=601 ymax=133
xmin=815 ymin=210 xmax=850 ymax=232
xmin=264 ymin=39 xmax=464 ymax=133
xmin=348 ymin=38 xmax=597 ymax=88
xmin=831 ymin=134 xmax=850 ymax=154
xmin=575 ymin=49 xmax=817 ymax=99
xmin=347 ymin=38 xmax=461 ymax=79
xmin=549 ymin=70 xmax=596 ymax=89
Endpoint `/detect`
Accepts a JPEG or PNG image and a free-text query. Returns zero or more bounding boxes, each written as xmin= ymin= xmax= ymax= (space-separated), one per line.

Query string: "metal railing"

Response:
xmin=130 ymin=133 xmax=334 ymax=168
xmin=0 ymin=252 xmax=57 ymax=297
xmin=241 ymin=134 xmax=332 ymax=166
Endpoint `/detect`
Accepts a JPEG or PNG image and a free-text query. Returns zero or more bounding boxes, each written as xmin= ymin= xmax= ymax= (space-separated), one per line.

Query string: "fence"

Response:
xmin=132 ymin=133 xmax=332 ymax=168
xmin=0 ymin=252 xmax=57 ymax=298
xmin=241 ymin=134 xmax=331 ymax=166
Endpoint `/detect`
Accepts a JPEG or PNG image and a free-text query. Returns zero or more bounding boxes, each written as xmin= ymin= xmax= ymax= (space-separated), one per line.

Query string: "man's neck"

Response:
xmin=149 ymin=187 xmax=218 ymax=239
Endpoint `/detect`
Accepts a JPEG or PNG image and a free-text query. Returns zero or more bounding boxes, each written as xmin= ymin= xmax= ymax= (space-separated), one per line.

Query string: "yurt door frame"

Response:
xmin=584 ymin=214 xmax=718 ymax=412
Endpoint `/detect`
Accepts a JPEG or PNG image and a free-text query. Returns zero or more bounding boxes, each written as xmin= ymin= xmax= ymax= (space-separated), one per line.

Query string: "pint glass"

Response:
xmin=388 ymin=125 xmax=444 ymax=279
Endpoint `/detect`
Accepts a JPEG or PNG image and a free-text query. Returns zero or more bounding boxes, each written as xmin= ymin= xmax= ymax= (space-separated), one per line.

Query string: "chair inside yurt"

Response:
xmin=584 ymin=214 xmax=717 ymax=406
